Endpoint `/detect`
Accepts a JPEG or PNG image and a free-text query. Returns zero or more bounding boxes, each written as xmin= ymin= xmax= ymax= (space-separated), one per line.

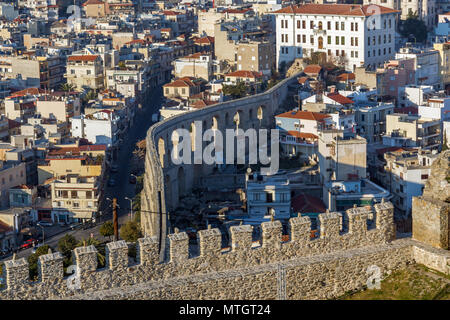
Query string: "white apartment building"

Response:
xmin=245 ymin=170 xmax=291 ymax=223
xmin=395 ymin=46 xmax=440 ymax=88
xmin=274 ymin=4 xmax=399 ymax=71
xmin=70 ymin=110 xmax=119 ymax=147
xmin=364 ymin=0 xmax=437 ymax=30
xmin=382 ymin=149 xmax=438 ymax=217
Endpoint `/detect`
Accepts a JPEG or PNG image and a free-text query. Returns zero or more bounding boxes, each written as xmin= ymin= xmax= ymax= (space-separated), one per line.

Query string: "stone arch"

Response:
xmin=212 ymin=115 xmax=219 ymax=130
xmin=158 ymin=137 xmax=166 ymax=168
xmin=233 ymin=110 xmax=243 ymax=129
xmin=190 ymin=122 xmax=197 ymax=152
xmin=257 ymin=105 xmax=265 ymax=127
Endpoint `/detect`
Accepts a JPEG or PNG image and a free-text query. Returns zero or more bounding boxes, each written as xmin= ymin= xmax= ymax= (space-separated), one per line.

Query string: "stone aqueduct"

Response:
xmin=141 ymin=74 xmax=300 ymax=258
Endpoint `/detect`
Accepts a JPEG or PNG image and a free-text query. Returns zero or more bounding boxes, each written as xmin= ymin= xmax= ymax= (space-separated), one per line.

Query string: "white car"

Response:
xmin=37 ymin=221 xmax=53 ymax=227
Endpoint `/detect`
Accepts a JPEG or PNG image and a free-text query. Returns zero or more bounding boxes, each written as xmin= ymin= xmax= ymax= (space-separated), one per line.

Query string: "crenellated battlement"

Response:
xmin=0 ymin=202 xmax=400 ymax=299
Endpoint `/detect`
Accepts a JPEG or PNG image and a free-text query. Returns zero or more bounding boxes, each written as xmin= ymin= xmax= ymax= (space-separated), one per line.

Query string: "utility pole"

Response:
xmin=113 ymin=198 xmax=119 ymax=241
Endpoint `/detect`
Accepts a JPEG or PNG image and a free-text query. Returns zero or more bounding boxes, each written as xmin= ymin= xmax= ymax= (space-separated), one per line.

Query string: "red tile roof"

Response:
xmin=162 ymin=10 xmax=181 ymax=16
xmin=191 ymin=99 xmax=216 ymax=109
xmin=291 ymin=194 xmax=326 ymax=214
xmin=273 ymin=4 xmax=400 ymax=16
xmin=336 ymin=73 xmax=355 ymax=81
xmin=225 ymin=70 xmax=263 ymax=78
xmin=195 ymin=36 xmax=214 ymax=45
xmin=82 ymin=0 xmax=104 ymax=6
xmin=394 ymin=106 xmax=418 ymax=115
xmin=223 ymin=8 xmax=252 ymax=14
xmin=327 ymin=92 xmax=354 ymax=105
xmin=67 ymin=55 xmax=99 ymax=62
xmin=304 ymin=64 xmax=322 ymax=75
xmin=276 ymin=110 xmax=331 ymax=121
xmin=286 ymin=131 xmax=318 ymax=139
xmin=298 ymin=76 xmax=309 ymax=84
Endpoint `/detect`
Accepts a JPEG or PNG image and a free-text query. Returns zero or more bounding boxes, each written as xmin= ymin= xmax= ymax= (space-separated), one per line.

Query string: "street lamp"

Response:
xmin=125 ymin=197 xmax=133 ymax=221
xmin=37 ymin=224 xmax=45 ymax=245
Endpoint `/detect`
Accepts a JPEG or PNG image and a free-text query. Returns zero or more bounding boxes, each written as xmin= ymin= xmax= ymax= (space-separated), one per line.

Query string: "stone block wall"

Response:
xmin=0 ymin=203 xmax=400 ymax=299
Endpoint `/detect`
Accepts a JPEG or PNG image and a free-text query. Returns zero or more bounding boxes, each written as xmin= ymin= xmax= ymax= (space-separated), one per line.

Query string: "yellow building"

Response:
xmin=433 ymin=42 xmax=450 ymax=90
xmin=37 ymin=145 xmax=106 ymax=184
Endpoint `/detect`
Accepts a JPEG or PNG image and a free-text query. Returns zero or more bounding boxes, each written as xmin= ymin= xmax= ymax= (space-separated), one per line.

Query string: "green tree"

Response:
xmin=222 ymin=82 xmax=248 ymax=99
xmin=57 ymin=234 xmax=77 ymax=267
xmin=27 ymin=245 xmax=50 ymax=280
xmin=76 ymin=238 xmax=105 ymax=268
xmin=59 ymin=83 xmax=75 ymax=92
xmin=119 ymin=221 xmax=142 ymax=242
xmin=400 ymin=13 xmax=428 ymax=43
xmin=99 ymin=221 xmax=114 ymax=241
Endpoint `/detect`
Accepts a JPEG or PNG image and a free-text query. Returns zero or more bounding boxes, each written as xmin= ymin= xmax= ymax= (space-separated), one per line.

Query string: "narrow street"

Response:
xmin=0 ymin=88 xmax=164 ymax=262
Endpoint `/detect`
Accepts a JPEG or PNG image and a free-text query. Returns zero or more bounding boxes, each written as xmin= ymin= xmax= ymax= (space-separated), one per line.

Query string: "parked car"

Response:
xmin=37 ymin=221 xmax=53 ymax=227
xmin=108 ymin=178 xmax=116 ymax=187
xmin=129 ymin=175 xmax=137 ymax=184
xmin=20 ymin=239 xmax=36 ymax=250
xmin=110 ymin=165 xmax=119 ymax=173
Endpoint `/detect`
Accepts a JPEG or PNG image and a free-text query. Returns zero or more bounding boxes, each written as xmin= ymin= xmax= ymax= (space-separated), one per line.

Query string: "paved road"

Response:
xmin=0 ymin=88 xmax=164 ymax=262
xmin=101 ymin=88 xmax=163 ymax=220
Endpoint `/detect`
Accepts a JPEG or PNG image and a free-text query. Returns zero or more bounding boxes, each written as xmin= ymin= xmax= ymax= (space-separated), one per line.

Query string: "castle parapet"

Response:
xmin=261 ymin=220 xmax=282 ymax=249
xmin=347 ymin=207 xmax=369 ymax=235
xmin=289 ymin=216 xmax=311 ymax=243
xmin=374 ymin=201 xmax=395 ymax=241
xmin=319 ymin=212 xmax=341 ymax=239
xmin=73 ymin=245 xmax=98 ymax=273
xmin=106 ymin=241 xmax=129 ymax=270
xmin=197 ymin=227 xmax=222 ymax=256
xmin=137 ymin=236 xmax=159 ymax=265
xmin=168 ymin=231 xmax=189 ymax=262
xmin=230 ymin=225 xmax=253 ymax=251
xmin=4 ymin=258 xmax=28 ymax=289
xmin=38 ymin=252 xmax=64 ymax=283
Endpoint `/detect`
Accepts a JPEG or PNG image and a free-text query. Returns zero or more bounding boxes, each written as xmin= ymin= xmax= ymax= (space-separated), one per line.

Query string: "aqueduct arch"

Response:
xmin=141 ymin=73 xmax=300 ymax=260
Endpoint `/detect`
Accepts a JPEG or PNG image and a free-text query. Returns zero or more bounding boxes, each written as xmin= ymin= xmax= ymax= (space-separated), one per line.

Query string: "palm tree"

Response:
xmin=60 ymin=83 xmax=75 ymax=92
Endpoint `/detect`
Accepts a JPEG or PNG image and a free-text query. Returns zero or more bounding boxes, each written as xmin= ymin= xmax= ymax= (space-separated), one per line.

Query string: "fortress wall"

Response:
xmin=0 ymin=203 xmax=400 ymax=299
xmin=64 ymin=238 xmax=414 ymax=300
xmin=1 ymin=202 xmax=448 ymax=300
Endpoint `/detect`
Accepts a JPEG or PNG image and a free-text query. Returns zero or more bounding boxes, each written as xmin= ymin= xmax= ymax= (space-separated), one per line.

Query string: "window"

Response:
xmin=383 ymin=48 xmax=386 ymax=55
xmin=341 ymin=36 xmax=345 ymax=45
xmin=341 ymin=22 xmax=345 ymax=30
xmin=336 ymin=50 xmax=339 ymax=56
xmin=351 ymin=37 xmax=354 ymax=46
xmin=73 ymin=202 xmax=80 ymax=208
xmin=310 ymin=36 xmax=314 ymax=44
xmin=384 ymin=35 xmax=386 ymax=43
xmin=86 ymin=191 xmax=92 ymax=199
xmin=71 ymin=191 xmax=77 ymax=198
xmin=355 ymin=37 xmax=358 ymax=46
xmin=70 ymin=69 xmax=75 ymax=74
xmin=182 ymin=88 xmax=186 ymax=94
xmin=327 ymin=36 xmax=331 ymax=44
xmin=336 ymin=36 xmax=339 ymax=45
xmin=351 ymin=51 xmax=354 ymax=58
xmin=319 ymin=21 xmax=323 ymax=30
xmin=302 ymin=35 xmax=306 ymax=43
xmin=355 ymin=23 xmax=358 ymax=31
xmin=327 ymin=21 xmax=331 ymax=30
xmin=335 ymin=21 xmax=339 ymax=30
xmin=302 ymin=21 xmax=306 ymax=29
xmin=87 ymin=70 xmax=91 ymax=75
xmin=389 ymin=34 xmax=391 ymax=43
xmin=310 ymin=21 xmax=314 ymax=29
xmin=297 ymin=20 xmax=300 ymax=29
xmin=351 ymin=22 xmax=354 ymax=31
xmin=421 ymin=174 xmax=429 ymax=180
xmin=355 ymin=51 xmax=358 ymax=58
xmin=388 ymin=19 xmax=391 ymax=28
xmin=297 ymin=34 xmax=301 ymax=43
xmin=368 ymin=37 xmax=370 ymax=45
